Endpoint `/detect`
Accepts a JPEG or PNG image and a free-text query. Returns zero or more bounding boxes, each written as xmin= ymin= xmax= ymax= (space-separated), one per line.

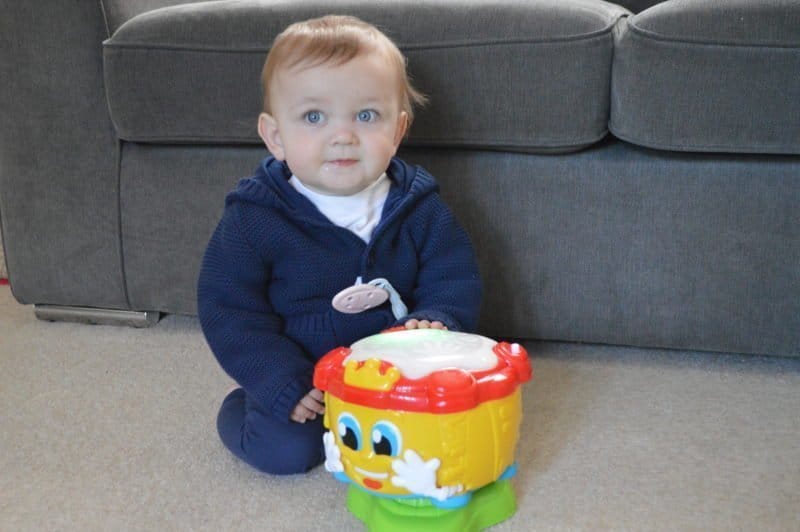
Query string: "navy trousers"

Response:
xmin=216 ymin=388 xmax=326 ymax=475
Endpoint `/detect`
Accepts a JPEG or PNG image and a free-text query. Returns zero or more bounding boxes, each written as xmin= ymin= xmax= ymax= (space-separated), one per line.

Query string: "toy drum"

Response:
xmin=313 ymin=328 xmax=532 ymax=512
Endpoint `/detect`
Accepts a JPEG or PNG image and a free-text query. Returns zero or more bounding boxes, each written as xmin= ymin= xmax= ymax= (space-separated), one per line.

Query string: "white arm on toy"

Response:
xmin=323 ymin=431 xmax=344 ymax=473
xmin=390 ymin=449 xmax=462 ymax=501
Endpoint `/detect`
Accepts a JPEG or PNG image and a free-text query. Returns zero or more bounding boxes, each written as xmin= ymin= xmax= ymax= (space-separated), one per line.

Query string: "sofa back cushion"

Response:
xmin=103 ymin=0 xmax=628 ymax=153
xmin=100 ymin=0 xmax=214 ymax=35
xmin=610 ymin=0 xmax=800 ymax=154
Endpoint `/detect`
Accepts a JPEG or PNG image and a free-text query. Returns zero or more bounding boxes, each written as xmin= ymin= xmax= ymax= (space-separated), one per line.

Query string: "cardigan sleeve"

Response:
xmin=397 ymin=195 xmax=482 ymax=332
xmin=197 ymin=203 xmax=313 ymax=422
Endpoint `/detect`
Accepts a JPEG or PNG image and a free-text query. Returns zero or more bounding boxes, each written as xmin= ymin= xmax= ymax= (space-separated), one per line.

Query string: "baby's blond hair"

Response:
xmin=261 ymin=15 xmax=427 ymax=127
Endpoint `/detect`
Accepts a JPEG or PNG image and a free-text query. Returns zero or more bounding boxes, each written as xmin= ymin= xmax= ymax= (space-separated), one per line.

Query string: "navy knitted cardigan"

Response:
xmin=197 ymin=156 xmax=482 ymax=422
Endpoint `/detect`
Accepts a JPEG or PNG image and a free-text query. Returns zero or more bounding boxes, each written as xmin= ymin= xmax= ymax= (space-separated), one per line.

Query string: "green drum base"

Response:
xmin=346 ymin=480 xmax=517 ymax=532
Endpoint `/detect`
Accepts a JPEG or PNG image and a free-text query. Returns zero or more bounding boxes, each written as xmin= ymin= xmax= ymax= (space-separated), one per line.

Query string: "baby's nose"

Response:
xmin=331 ymin=127 xmax=357 ymax=145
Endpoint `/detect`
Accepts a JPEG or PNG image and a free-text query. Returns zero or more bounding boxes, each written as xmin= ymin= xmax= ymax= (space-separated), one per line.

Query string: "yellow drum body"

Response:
xmin=314 ymin=329 xmax=532 ymax=504
xmin=324 ymin=388 xmax=522 ymax=496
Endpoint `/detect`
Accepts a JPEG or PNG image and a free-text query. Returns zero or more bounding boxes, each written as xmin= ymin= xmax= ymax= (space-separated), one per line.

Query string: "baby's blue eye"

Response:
xmin=371 ymin=421 xmax=402 ymax=457
xmin=357 ymin=110 xmax=378 ymax=122
xmin=304 ymin=111 xmax=323 ymax=124
xmin=337 ymin=413 xmax=362 ymax=451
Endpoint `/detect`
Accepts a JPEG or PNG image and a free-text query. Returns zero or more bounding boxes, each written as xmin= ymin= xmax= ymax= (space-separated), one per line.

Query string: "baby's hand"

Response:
xmin=290 ymin=388 xmax=325 ymax=423
xmin=404 ymin=319 xmax=448 ymax=330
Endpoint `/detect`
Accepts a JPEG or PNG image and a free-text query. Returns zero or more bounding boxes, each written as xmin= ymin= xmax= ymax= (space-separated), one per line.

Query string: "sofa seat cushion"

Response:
xmin=610 ymin=0 xmax=800 ymax=154
xmin=103 ymin=0 xmax=627 ymax=153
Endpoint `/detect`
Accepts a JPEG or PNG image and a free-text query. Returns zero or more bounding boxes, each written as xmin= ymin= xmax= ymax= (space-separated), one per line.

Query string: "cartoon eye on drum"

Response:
xmin=313 ymin=328 xmax=532 ymax=517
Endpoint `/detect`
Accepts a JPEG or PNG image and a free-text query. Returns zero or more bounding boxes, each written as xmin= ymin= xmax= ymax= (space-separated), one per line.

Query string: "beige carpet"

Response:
xmin=1 ymin=284 xmax=798 ymax=531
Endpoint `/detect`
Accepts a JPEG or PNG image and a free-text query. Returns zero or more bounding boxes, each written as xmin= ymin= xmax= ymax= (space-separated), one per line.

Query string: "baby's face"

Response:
xmin=260 ymin=52 xmax=408 ymax=196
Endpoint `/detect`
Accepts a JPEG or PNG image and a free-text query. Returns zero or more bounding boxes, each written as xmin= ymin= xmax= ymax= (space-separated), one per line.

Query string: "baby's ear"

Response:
xmin=258 ymin=113 xmax=285 ymax=160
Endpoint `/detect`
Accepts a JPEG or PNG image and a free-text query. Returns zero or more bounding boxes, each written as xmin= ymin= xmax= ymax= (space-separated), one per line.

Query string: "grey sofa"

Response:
xmin=1 ymin=0 xmax=798 ymax=356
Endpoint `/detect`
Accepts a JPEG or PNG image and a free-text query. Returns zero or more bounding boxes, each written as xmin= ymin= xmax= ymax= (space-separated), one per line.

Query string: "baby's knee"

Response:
xmin=245 ymin=419 xmax=325 ymax=475
xmin=216 ymin=390 xmax=324 ymax=475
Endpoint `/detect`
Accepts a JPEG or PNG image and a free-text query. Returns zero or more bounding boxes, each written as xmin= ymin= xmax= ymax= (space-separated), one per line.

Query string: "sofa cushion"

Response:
xmin=100 ymin=0 xmax=211 ymax=35
xmin=103 ymin=0 xmax=627 ymax=153
xmin=610 ymin=0 xmax=800 ymax=154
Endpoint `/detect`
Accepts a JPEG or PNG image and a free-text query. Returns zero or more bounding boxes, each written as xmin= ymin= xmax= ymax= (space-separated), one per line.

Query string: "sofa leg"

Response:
xmin=34 ymin=305 xmax=160 ymax=328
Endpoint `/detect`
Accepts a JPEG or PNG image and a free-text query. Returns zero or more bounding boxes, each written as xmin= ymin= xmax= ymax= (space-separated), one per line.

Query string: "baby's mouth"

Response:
xmin=326 ymin=158 xmax=358 ymax=167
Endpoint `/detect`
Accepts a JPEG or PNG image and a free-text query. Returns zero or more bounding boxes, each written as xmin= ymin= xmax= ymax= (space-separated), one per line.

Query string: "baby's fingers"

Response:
xmin=309 ymin=388 xmax=325 ymax=402
xmin=290 ymin=405 xmax=315 ymax=423
xmin=405 ymin=319 xmax=448 ymax=330
xmin=301 ymin=393 xmax=325 ymax=415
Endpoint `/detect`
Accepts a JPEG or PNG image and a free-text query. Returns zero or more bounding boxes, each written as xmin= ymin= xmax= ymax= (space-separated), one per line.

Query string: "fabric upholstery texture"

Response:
xmin=610 ymin=0 xmax=800 ymax=154
xmin=120 ymin=144 xmax=254 ymax=313
xmin=0 ymin=1 xmax=127 ymax=308
xmin=100 ymin=0 xmax=211 ymax=35
xmin=392 ymin=144 xmax=800 ymax=357
xmin=117 ymin=141 xmax=800 ymax=357
xmin=103 ymin=0 xmax=628 ymax=152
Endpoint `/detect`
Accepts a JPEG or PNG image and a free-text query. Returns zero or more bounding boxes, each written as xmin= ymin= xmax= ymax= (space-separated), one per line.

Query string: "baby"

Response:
xmin=198 ymin=15 xmax=482 ymax=475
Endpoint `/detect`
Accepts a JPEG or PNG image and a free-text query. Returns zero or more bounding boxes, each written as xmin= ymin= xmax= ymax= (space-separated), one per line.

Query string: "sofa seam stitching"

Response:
xmin=103 ymin=26 xmax=618 ymax=53
xmin=626 ymin=21 xmax=800 ymax=49
xmin=607 ymin=122 xmax=800 ymax=154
